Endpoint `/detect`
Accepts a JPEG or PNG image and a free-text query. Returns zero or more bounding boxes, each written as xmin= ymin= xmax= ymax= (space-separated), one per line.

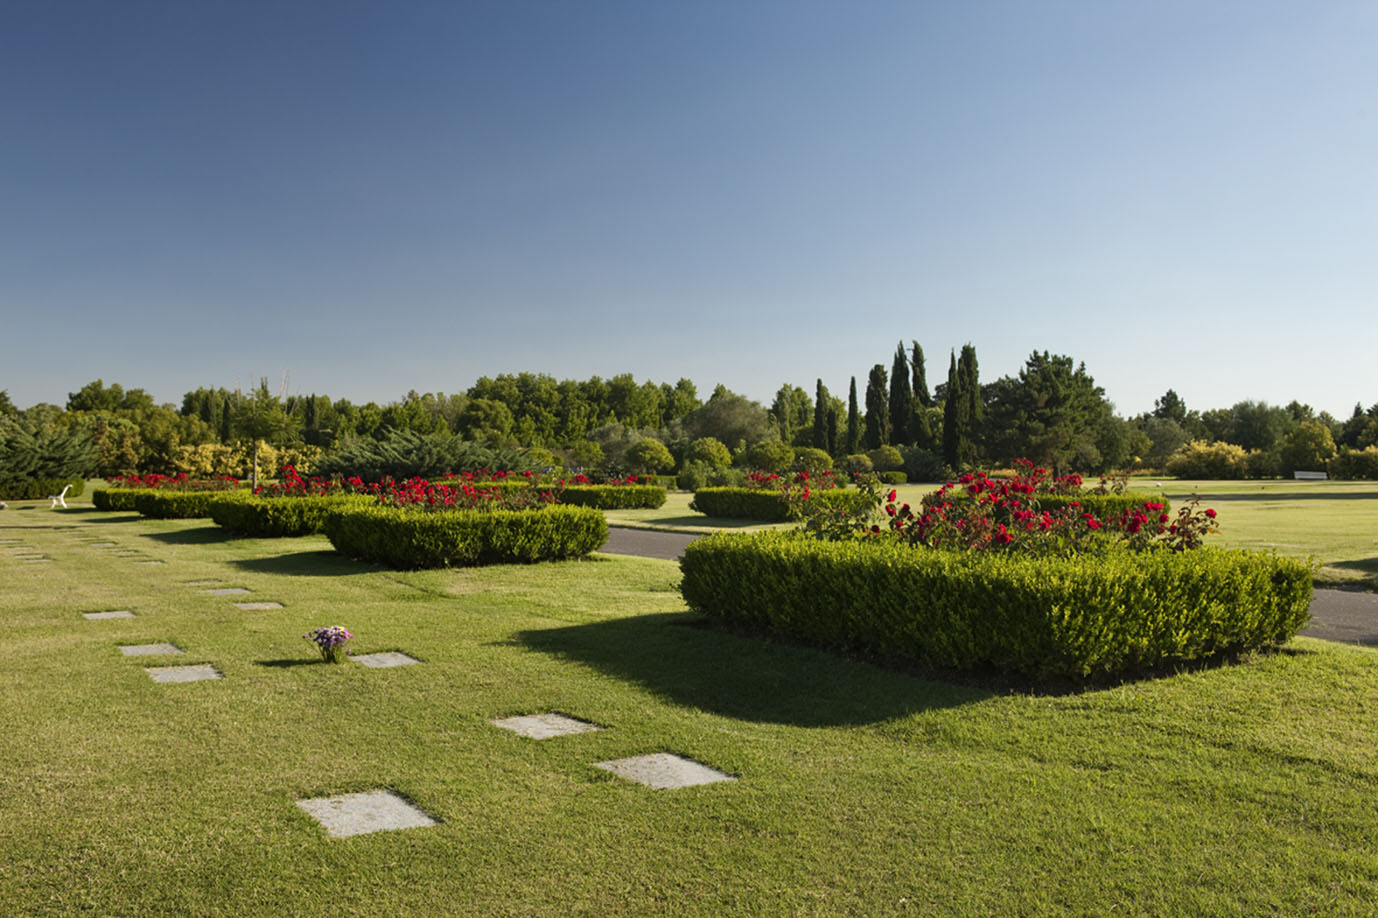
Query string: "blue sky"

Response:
xmin=3 ymin=1 xmax=1375 ymax=418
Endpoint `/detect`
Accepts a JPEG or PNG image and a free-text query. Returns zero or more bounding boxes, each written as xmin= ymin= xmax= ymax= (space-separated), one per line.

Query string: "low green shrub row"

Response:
xmin=557 ymin=484 xmax=666 ymax=509
xmin=689 ymin=487 xmax=871 ymax=522
xmin=210 ymin=495 xmax=370 ymax=537
xmin=0 ymin=477 xmax=85 ymax=501
xmin=878 ymin=471 xmax=908 ymax=485
xmin=132 ymin=490 xmax=247 ymax=520
xmin=92 ymin=488 xmax=141 ymax=511
xmin=679 ymin=531 xmax=1313 ymax=680
xmin=926 ymin=491 xmax=1168 ymax=517
xmin=323 ymin=504 xmax=609 ymax=569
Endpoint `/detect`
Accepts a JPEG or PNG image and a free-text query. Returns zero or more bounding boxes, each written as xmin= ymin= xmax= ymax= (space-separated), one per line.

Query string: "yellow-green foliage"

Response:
xmin=209 ymin=494 xmax=370 ymax=537
xmin=680 ymin=531 xmax=1313 ymax=680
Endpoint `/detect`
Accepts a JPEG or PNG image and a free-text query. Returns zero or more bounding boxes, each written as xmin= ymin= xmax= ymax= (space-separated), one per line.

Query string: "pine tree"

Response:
xmin=942 ymin=350 xmax=964 ymax=469
xmin=911 ymin=341 xmax=930 ymax=408
xmin=812 ymin=379 xmax=830 ymax=450
xmin=863 ymin=364 xmax=889 ymax=450
xmin=889 ymin=342 xmax=912 ymax=446
xmin=846 ymin=377 xmax=860 ymax=455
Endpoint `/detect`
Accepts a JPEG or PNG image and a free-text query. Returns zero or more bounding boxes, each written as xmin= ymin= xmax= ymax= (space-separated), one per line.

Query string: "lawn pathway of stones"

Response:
xmin=35 ymin=511 xmax=741 ymax=842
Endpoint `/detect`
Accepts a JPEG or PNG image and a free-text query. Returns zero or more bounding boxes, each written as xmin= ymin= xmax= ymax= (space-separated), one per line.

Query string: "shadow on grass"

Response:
xmin=1328 ymin=557 xmax=1378 ymax=576
xmin=516 ymin=611 xmax=991 ymax=727
xmin=143 ymin=526 xmax=236 ymax=545
xmin=256 ymin=658 xmax=320 ymax=668
xmin=230 ymin=550 xmax=361 ymax=577
xmin=639 ymin=515 xmax=771 ymax=530
xmin=1186 ymin=490 xmax=1378 ymax=502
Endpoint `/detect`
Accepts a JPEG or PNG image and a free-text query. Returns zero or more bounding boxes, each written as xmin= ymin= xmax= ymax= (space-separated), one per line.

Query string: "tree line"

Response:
xmin=2 ymin=346 xmax=1375 ymax=482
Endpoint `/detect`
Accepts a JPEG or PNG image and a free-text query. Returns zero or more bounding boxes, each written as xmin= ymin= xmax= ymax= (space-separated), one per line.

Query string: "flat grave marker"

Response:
xmin=120 ymin=643 xmax=184 ymax=656
xmin=135 ymin=560 xmax=165 ymax=566
xmin=145 ymin=664 xmax=221 ymax=683
xmin=84 ymin=610 xmax=136 ymax=620
xmin=234 ymin=601 xmax=283 ymax=611
xmin=489 ymin=713 xmax=604 ymax=740
xmin=183 ymin=580 xmax=222 ymax=587
xmin=352 ymin=652 xmax=420 ymax=669
xmin=203 ymin=588 xmax=252 ymax=595
xmin=593 ymin=753 xmax=737 ymax=790
xmin=296 ymin=790 xmax=437 ymax=838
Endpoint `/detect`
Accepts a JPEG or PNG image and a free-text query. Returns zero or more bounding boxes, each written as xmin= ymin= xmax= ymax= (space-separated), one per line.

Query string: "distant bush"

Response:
xmin=324 ymin=504 xmax=607 ymax=569
xmin=676 ymin=460 xmax=710 ymax=492
xmin=879 ymin=471 xmax=907 ymax=485
xmin=315 ymin=430 xmax=533 ymax=481
xmin=866 ymin=445 xmax=904 ymax=472
xmin=743 ymin=441 xmax=794 ymax=474
xmin=1245 ymin=449 xmax=1280 ymax=479
xmin=791 ymin=447 xmax=833 ymax=475
xmin=1330 ymin=446 xmax=1378 ymax=480
xmin=838 ymin=454 xmax=873 ymax=475
xmin=1165 ymin=440 xmax=1248 ymax=479
xmin=899 ymin=447 xmax=945 ymax=483
xmin=684 ymin=437 xmax=732 ymax=469
xmin=0 ymin=477 xmax=85 ymax=501
xmin=624 ymin=438 xmax=674 ymax=475
xmin=680 ymin=531 xmax=1313 ymax=681
xmin=557 ymin=484 xmax=667 ymax=510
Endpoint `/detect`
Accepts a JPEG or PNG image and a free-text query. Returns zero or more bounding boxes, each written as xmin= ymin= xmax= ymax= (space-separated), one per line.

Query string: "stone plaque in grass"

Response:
xmin=234 ymin=601 xmax=283 ymax=611
xmin=183 ymin=580 xmax=222 ymax=587
xmin=88 ymin=542 xmax=118 ymax=548
xmin=489 ymin=713 xmax=604 ymax=740
xmin=203 ymin=588 xmax=252 ymax=595
xmin=85 ymin=610 xmax=136 ymax=620
xmin=296 ymin=790 xmax=437 ymax=838
xmin=146 ymin=664 xmax=221 ymax=683
xmin=352 ymin=651 xmax=419 ymax=668
xmin=120 ymin=643 xmax=184 ymax=656
xmin=135 ymin=560 xmax=165 ymax=566
xmin=593 ymin=753 xmax=737 ymax=789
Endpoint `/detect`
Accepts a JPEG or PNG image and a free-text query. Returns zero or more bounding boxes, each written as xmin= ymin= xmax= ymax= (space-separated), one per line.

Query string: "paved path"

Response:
xmin=601 ymin=527 xmax=1378 ymax=646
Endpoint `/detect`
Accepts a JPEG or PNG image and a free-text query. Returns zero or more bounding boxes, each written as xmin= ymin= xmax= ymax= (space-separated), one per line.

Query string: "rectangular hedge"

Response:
xmin=132 ymin=490 xmax=248 ymax=520
xmin=0 ymin=477 xmax=85 ymax=501
xmin=323 ymin=504 xmax=609 ymax=569
xmin=210 ymin=495 xmax=370 ymax=537
xmin=689 ymin=487 xmax=871 ymax=522
xmin=927 ymin=491 xmax=1168 ymax=516
xmin=679 ymin=532 xmax=1313 ymax=681
xmin=557 ymin=484 xmax=667 ymax=510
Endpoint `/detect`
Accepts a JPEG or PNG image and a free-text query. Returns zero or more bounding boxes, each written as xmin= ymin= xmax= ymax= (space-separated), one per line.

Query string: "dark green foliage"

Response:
xmin=0 ymin=414 xmax=97 ymax=494
xmin=984 ymin=352 xmax=1114 ymax=473
xmin=927 ymin=490 xmax=1169 ymax=517
xmin=863 ymin=365 xmax=889 ymax=450
xmin=210 ymin=495 xmax=369 ymax=537
xmin=744 ymin=440 xmax=794 ymax=473
xmin=889 ymin=342 xmax=911 ymax=446
xmin=679 ymin=532 xmax=1313 ymax=680
xmin=942 ymin=351 xmax=964 ymax=470
xmin=911 ymin=341 xmax=930 ymax=408
xmin=879 ymin=471 xmax=907 ymax=484
xmin=845 ymin=377 xmax=860 ymax=455
xmin=900 ymin=447 xmax=946 ymax=483
xmin=133 ymin=490 xmax=247 ymax=520
xmin=91 ymin=488 xmax=141 ymax=511
xmin=0 ymin=477 xmax=85 ymax=501
xmin=315 ymin=430 xmax=531 ymax=480
xmin=811 ymin=380 xmax=830 ymax=451
xmin=557 ymin=485 xmax=667 ymax=509
xmin=689 ymin=487 xmax=871 ymax=522
xmin=323 ymin=504 xmax=607 ymax=569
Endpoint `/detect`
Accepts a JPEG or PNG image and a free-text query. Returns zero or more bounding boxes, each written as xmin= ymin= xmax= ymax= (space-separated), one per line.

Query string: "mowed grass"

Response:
xmin=3 ymin=509 xmax=1378 ymax=915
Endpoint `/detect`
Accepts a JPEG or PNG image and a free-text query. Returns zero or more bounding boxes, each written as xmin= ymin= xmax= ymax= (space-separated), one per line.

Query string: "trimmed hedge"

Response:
xmin=0 ymin=477 xmax=85 ymax=501
xmin=92 ymin=488 xmax=142 ymax=511
xmin=210 ymin=495 xmax=370 ymax=537
xmin=558 ymin=484 xmax=666 ymax=510
xmin=926 ymin=491 xmax=1168 ymax=517
xmin=323 ymin=504 xmax=609 ymax=569
xmin=679 ymin=531 xmax=1313 ymax=680
xmin=690 ymin=487 xmax=873 ymax=522
xmin=132 ymin=490 xmax=247 ymax=520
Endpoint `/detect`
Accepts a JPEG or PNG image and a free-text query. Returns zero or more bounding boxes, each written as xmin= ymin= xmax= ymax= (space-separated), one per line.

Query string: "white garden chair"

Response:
xmin=49 ymin=484 xmax=72 ymax=509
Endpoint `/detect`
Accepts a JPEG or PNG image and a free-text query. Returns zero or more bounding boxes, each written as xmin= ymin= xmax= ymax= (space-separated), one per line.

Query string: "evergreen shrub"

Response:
xmin=0 ymin=477 xmax=85 ymax=501
xmin=690 ymin=487 xmax=871 ymax=522
xmin=323 ymin=504 xmax=608 ymax=568
xmin=133 ymin=490 xmax=247 ymax=520
xmin=680 ymin=531 xmax=1313 ymax=680
xmin=557 ymin=484 xmax=666 ymax=509
xmin=1331 ymin=446 xmax=1378 ymax=480
xmin=927 ymin=491 xmax=1169 ymax=517
xmin=210 ymin=495 xmax=369 ymax=537
xmin=92 ymin=488 xmax=141 ymax=511
xmin=879 ymin=471 xmax=908 ymax=484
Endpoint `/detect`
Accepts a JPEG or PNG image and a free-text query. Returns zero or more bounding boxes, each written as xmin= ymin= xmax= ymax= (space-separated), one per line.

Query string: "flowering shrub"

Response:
xmin=304 ymin=625 xmax=353 ymax=663
xmin=107 ymin=472 xmax=240 ymax=491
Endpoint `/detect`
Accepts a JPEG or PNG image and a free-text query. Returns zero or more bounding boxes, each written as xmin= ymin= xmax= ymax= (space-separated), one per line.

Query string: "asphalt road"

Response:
xmin=600 ymin=526 xmax=1378 ymax=646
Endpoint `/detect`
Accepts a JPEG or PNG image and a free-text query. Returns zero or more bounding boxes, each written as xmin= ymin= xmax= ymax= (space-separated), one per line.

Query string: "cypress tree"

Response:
xmin=889 ymin=342 xmax=912 ymax=446
xmin=911 ymin=340 xmax=930 ymax=408
xmin=812 ymin=379 xmax=830 ymax=450
xmin=958 ymin=343 xmax=982 ymax=459
xmin=942 ymin=350 xmax=964 ymax=469
xmin=846 ymin=377 xmax=860 ymax=455
xmin=826 ymin=406 xmax=840 ymax=456
xmin=863 ymin=364 xmax=889 ymax=450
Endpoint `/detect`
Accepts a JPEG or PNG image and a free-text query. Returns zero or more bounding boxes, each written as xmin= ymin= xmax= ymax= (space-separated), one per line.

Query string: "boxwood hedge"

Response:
xmin=927 ymin=491 xmax=1168 ymax=516
xmin=0 ymin=477 xmax=85 ymax=501
xmin=679 ymin=531 xmax=1313 ymax=681
xmin=210 ymin=495 xmax=370 ymax=537
xmin=689 ymin=487 xmax=871 ymax=522
xmin=92 ymin=487 xmax=142 ymax=511
xmin=132 ymin=490 xmax=247 ymax=520
xmin=323 ymin=504 xmax=608 ymax=569
xmin=557 ymin=484 xmax=666 ymax=510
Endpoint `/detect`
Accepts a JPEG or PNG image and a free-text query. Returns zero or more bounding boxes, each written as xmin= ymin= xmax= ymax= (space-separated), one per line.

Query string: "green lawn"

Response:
xmin=3 ymin=507 xmax=1378 ymax=915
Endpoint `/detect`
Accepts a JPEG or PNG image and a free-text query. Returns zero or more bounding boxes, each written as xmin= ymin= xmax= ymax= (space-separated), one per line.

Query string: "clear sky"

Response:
xmin=3 ymin=1 xmax=1375 ymax=418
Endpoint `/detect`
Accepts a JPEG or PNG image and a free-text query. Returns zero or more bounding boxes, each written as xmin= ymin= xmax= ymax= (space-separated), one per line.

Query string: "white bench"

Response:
xmin=49 ymin=484 xmax=72 ymax=508
xmin=1293 ymin=471 xmax=1328 ymax=480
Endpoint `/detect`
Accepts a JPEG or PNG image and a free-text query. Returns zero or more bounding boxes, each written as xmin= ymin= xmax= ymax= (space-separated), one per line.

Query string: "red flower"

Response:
xmin=1205 ymin=508 xmax=1217 ymax=519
